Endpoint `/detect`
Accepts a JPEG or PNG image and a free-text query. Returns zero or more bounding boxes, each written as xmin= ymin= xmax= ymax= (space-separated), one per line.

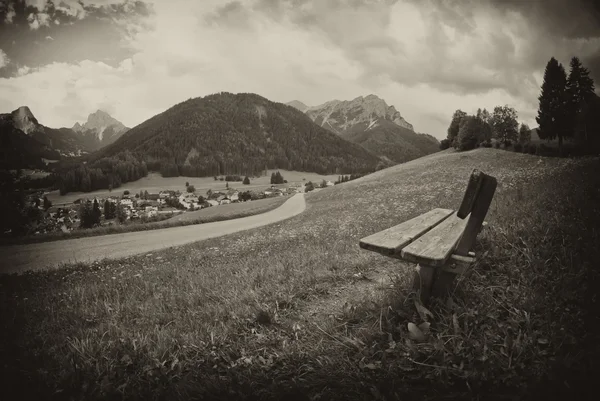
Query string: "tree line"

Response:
xmin=441 ymin=56 xmax=599 ymax=154
xmin=56 ymin=150 xmax=148 ymax=195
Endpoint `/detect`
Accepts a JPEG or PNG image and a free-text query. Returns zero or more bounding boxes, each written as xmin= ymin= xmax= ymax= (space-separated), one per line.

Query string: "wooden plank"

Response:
xmin=359 ymin=208 xmax=454 ymax=257
xmin=457 ymin=169 xmax=484 ymax=219
xmin=455 ymin=174 xmax=497 ymax=256
xmin=400 ymin=212 xmax=469 ymax=267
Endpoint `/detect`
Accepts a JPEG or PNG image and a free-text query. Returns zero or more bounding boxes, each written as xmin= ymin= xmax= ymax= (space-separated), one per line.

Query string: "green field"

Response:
xmin=45 ymin=169 xmax=339 ymax=204
xmin=2 ymin=148 xmax=599 ymax=400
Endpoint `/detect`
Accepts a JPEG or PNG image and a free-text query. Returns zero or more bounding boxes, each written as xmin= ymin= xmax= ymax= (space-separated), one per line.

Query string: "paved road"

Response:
xmin=0 ymin=193 xmax=306 ymax=275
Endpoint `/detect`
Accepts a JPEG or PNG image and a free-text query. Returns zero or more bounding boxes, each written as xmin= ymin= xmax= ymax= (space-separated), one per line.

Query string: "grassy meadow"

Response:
xmin=1 ymin=148 xmax=599 ymax=400
xmin=45 ymin=169 xmax=339 ymax=205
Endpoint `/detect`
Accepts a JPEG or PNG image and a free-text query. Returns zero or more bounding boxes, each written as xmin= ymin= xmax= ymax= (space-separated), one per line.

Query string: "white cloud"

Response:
xmin=25 ymin=0 xmax=49 ymax=10
xmin=27 ymin=12 xmax=51 ymax=30
xmin=0 ymin=49 xmax=10 ymax=69
xmin=4 ymin=2 xmax=16 ymax=23
xmin=2 ymin=0 xmax=589 ymax=138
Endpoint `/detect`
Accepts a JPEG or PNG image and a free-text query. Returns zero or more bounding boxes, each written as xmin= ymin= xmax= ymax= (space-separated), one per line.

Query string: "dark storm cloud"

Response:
xmin=0 ymin=0 xmax=154 ymax=78
xmin=487 ymin=0 xmax=600 ymax=84
xmin=417 ymin=0 xmax=600 ymax=85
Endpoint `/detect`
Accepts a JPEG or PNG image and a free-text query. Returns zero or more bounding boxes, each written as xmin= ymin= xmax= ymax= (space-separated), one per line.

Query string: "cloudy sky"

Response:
xmin=0 ymin=0 xmax=599 ymax=139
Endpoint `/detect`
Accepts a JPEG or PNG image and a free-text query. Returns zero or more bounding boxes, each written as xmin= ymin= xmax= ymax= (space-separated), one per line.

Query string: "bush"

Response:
xmin=124 ymin=190 xmax=130 ymax=195
xmin=439 ymin=139 xmax=451 ymax=150
xmin=514 ymin=143 xmax=523 ymax=152
xmin=187 ymin=185 xmax=195 ymax=193
xmin=494 ymin=142 xmax=501 ymax=149
xmin=243 ymin=176 xmax=250 ymax=185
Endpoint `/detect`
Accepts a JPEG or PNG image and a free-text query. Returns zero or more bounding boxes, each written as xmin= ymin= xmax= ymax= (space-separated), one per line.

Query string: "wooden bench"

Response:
xmin=359 ymin=169 xmax=497 ymax=303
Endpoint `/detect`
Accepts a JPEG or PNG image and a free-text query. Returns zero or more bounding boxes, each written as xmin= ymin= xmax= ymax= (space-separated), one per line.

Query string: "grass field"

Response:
xmin=45 ymin=169 xmax=339 ymax=205
xmin=2 ymin=148 xmax=599 ymax=400
xmin=0 ymin=196 xmax=289 ymax=246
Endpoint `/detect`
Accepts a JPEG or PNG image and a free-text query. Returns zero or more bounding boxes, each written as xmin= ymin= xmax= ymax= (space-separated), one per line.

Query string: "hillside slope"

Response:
xmin=303 ymin=95 xmax=439 ymax=163
xmin=98 ymin=92 xmax=382 ymax=176
xmin=3 ymin=148 xmax=597 ymax=400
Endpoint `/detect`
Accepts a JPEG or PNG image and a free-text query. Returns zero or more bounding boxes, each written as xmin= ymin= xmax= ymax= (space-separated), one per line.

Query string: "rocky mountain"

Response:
xmin=96 ymin=92 xmax=382 ymax=177
xmin=71 ymin=110 xmax=129 ymax=150
xmin=291 ymin=95 xmax=439 ymax=163
xmin=0 ymin=106 xmax=90 ymax=169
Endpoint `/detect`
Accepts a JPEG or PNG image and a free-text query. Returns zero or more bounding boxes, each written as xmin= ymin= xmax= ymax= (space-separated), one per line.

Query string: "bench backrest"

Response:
xmin=454 ymin=169 xmax=497 ymax=256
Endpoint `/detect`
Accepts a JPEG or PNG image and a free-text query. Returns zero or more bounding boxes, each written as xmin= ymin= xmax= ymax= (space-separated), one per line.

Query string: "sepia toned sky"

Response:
xmin=0 ymin=0 xmax=599 ymax=139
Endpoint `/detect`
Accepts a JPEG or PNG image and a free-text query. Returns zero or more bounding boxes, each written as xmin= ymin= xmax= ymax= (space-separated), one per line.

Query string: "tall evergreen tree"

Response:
xmin=92 ymin=199 xmax=101 ymax=226
xmin=566 ymin=57 xmax=596 ymax=145
xmin=536 ymin=57 xmax=569 ymax=151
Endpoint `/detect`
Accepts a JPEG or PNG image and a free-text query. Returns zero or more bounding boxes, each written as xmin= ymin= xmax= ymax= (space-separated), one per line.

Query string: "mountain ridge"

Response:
xmin=96 ymin=92 xmax=384 ymax=177
xmin=288 ymin=95 xmax=439 ymax=163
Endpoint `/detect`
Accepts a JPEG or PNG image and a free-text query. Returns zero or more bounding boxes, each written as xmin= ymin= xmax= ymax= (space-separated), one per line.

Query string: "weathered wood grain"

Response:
xmin=359 ymin=208 xmax=454 ymax=256
xmin=400 ymin=212 xmax=469 ymax=267
xmin=457 ymin=169 xmax=484 ymax=219
xmin=455 ymin=174 xmax=497 ymax=256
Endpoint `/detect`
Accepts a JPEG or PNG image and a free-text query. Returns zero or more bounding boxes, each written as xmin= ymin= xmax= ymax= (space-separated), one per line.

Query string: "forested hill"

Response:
xmin=96 ymin=92 xmax=383 ymax=177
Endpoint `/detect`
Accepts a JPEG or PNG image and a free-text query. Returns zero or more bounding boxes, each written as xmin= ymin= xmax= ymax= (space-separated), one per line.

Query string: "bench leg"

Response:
xmin=431 ymin=270 xmax=457 ymax=298
xmin=413 ymin=264 xmax=436 ymax=304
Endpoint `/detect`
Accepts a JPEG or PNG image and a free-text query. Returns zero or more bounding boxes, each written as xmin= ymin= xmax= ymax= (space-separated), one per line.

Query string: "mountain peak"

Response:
xmin=72 ymin=109 xmax=128 ymax=144
xmin=306 ymin=95 xmax=414 ymax=133
xmin=10 ymin=106 xmax=40 ymax=134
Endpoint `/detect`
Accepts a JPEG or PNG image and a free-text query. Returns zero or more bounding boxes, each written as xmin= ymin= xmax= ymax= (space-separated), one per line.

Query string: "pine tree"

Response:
xmin=243 ymin=176 xmax=250 ymax=185
xmin=566 ymin=57 xmax=596 ymax=145
xmin=536 ymin=57 xmax=569 ymax=152
xmin=92 ymin=199 xmax=101 ymax=226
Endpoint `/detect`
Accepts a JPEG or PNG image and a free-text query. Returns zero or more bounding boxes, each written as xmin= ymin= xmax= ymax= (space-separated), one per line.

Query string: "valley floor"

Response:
xmin=1 ymin=148 xmax=599 ymax=400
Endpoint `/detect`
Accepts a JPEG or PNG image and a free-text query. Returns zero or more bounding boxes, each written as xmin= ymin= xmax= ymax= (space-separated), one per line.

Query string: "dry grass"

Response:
xmin=0 ymin=196 xmax=289 ymax=246
xmin=1 ymin=148 xmax=599 ymax=401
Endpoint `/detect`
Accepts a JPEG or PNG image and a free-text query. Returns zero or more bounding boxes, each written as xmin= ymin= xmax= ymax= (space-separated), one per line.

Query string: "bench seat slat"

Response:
xmin=359 ymin=208 xmax=454 ymax=256
xmin=400 ymin=212 xmax=469 ymax=267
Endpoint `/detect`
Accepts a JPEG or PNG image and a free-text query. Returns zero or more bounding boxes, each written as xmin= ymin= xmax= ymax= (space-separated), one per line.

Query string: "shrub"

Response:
xmin=514 ymin=143 xmax=523 ymax=152
xmin=187 ymin=185 xmax=195 ymax=193
xmin=494 ymin=142 xmax=501 ymax=149
xmin=439 ymin=139 xmax=451 ymax=150
xmin=123 ymin=190 xmax=130 ymax=195
xmin=528 ymin=144 xmax=537 ymax=154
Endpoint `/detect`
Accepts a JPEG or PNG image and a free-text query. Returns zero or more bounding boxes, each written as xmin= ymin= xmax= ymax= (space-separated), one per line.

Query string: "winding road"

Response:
xmin=0 ymin=193 xmax=306 ymax=275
